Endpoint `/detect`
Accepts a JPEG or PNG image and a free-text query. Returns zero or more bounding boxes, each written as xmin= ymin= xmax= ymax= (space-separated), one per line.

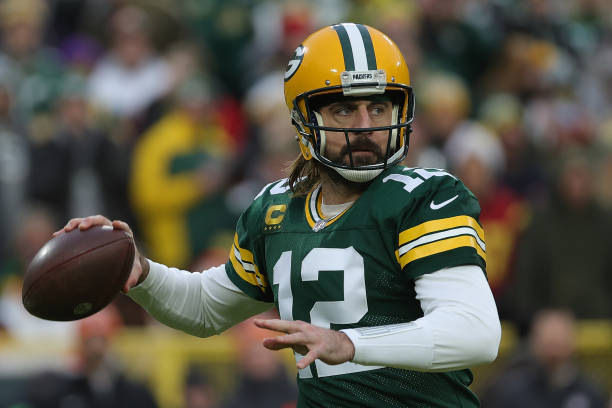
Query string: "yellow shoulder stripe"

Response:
xmin=228 ymin=233 xmax=267 ymax=291
xmin=399 ymin=235 xmax=486 ymax=268
xmin=399 ymin=215 xmax=484 ymax=246
xmin=233 ymin=233 xmax=255 ymax=264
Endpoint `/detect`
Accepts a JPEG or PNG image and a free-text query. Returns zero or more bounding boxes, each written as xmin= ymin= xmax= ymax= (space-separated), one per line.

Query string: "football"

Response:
xmin=22 ymin=225 xmax=135 ymax=321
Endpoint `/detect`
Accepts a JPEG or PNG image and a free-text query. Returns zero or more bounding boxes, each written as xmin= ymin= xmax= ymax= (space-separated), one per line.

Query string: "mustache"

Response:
xmin=339 ymin=136 xmax=384 ymax=157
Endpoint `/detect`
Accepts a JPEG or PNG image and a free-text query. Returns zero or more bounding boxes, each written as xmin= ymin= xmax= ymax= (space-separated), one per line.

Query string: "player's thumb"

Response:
xmin=121 ymin=254 xmax=147 ymax=293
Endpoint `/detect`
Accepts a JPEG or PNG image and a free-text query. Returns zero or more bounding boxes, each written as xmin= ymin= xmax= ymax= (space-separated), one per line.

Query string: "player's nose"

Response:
xmin=352 ymin=105 xmax=373 ymax=132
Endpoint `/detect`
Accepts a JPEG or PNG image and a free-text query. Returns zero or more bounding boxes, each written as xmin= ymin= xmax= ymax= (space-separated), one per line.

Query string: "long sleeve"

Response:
xmin=127 ymin=260 xmax=272 ymax=337
xmin=342 ymin=265 xmax=501 ymax=371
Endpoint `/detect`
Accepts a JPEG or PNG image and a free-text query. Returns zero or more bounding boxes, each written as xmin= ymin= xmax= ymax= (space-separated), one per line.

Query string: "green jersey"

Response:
xmin=225 ymin=165 xmax=486 ymax=407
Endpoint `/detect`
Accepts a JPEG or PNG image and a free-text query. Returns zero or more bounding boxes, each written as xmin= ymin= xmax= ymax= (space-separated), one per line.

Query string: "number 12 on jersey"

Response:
xmin=272 ymin=247 xmax=382 ymax=378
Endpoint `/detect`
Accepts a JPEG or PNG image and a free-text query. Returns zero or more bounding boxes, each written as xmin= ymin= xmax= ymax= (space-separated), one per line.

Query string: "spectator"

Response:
xmin=414 ymin=72 xmax=471 ymax=169
xmin=445 ymin=122 xmax=528 ymax=317
xmin=0 ymin=204 xmax=75 ymax=341
xmin=593 ymin=128 xmax=612 ymax=210
xmin=184 ymin=366 xmax=220 ymax=408
xmin=235 ymin=68 xmax=299 ymax=201
xmin=82 ymin=6 xmax=174 ymax=233
xmin=481 ymin=309 xmax=608 ymax=408
xmin=179 ymin=1 xmax=255 ymax=98
xmin=477 ymin=92 xmax=548 ymax=202
xmin=508 ymin=148 xmax=612 ymax=330
xmin=24 ymin=305 xmax=158 ymax=408
xmin=0 ymin=74 xmax=27 ymax=263
xmin=0 ymin=0 xmax=65 ymax=128
xmin=417 ymin=0 xmax=498 ymax=84
xmin=26 ymin=72 xmax=107 ymax=221
xmin=129 ymin=74 xmax=238 ymax=268
xmin=87 ymin=5 xmax=171 ymax=119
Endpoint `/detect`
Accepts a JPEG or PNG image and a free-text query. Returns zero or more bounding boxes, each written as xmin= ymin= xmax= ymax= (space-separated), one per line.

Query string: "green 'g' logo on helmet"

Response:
xmin=284 ymin=45 xmax=304 ymax=82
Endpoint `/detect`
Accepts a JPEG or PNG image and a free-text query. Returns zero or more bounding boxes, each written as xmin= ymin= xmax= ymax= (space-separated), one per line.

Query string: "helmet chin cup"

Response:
xmin=332 ymin=166 xmax=384 ymax=183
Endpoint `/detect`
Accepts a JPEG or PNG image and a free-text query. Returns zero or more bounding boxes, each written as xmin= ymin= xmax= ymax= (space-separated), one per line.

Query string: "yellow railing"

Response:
xmin=1 ymin=321 xmax=611 ymax=408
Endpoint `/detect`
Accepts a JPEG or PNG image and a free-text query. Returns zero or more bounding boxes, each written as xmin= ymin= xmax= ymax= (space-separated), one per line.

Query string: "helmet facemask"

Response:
xmin=291 ymin=83 xmax=415 ymax=183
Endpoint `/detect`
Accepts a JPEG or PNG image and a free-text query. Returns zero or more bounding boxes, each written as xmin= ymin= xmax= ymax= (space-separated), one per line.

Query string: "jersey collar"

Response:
xmin=304 ymin=185 xmax=353 ymax=232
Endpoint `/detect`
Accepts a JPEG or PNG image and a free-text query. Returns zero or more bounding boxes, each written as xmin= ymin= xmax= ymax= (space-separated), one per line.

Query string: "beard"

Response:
xmin=325 ymin=134 xmax=387 ymax=167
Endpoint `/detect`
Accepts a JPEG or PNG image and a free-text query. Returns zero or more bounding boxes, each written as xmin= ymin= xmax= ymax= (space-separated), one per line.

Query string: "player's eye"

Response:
xmin=333 ymin=105 xmax=353 ymax=116
xmin=369 ymin=104 xmax=388 ymax=116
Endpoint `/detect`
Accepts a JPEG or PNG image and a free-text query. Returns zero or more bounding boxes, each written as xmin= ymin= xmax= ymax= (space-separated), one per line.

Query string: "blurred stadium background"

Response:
xmin=0 ymin=0 xmax=611 ymax=407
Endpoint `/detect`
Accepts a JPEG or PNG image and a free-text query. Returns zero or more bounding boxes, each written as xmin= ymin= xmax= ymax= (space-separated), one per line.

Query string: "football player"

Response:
xmin=59 ymin=23 xmax=501 ymax=407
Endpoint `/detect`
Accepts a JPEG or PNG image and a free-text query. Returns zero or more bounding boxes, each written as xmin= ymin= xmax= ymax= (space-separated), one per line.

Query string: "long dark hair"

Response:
xmin=287 ymin=155 xmax=321 ymax=197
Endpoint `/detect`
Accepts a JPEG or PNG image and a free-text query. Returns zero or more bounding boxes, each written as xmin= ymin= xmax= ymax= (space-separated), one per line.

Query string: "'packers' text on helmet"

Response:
xmin=284 ymin=23 xmax=415 ymax=183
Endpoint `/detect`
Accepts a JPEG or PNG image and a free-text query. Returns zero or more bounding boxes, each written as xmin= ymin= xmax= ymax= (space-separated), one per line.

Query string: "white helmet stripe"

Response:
xmin=342 ymin=23 xmax=369 ymax=71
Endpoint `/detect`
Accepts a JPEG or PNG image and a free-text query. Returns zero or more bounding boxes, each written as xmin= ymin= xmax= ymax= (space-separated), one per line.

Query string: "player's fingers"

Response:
xmin=262 ymin=337 xmax=309 ymax=357
xmin=112 ymin=220 xmax=133 ymax=236
xmin=79 ymin=215 xmax=112 ymax=230
xmin=121 ymin=267 xmax=141 ymax=294
xmin=120 ymin=281 xmax=131 ymax=294
xmin=262 ymin=337 xmax=292 ymax=351
xmin=66 ymin=218 xmax=83 ymax=230
xmin=296 ymin=350 xmax=318 ymax=369
xmin=254 ymin=318 xmax=303 ymax=334
xmin=121 ymin=275 xmax=137 ymax=294
xmin=53 ymin=218 xmax=84 ymax=236
xmin=254 ymin=318 xmax=283 ymax=331
xmin=262 ymin=331 xmax=307 ymax=348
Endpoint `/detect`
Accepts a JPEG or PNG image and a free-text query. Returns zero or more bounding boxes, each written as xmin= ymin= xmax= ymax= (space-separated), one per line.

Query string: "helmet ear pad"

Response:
xmin=390 ymin=104 xmax=399 ymax=150
xmin=313 ymin=110 xmax=327 ymax=155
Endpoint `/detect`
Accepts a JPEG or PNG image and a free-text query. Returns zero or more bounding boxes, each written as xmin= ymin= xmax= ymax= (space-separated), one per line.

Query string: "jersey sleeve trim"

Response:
xmin=398 ymin=215 xmax=486 ymax=268
xmin=228 ymin=232 xmax=268 ymax=292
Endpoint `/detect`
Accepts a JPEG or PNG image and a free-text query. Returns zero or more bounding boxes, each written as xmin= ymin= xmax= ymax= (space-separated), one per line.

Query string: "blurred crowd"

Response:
xmin=0 ymin=0 xmax=611 ymax=406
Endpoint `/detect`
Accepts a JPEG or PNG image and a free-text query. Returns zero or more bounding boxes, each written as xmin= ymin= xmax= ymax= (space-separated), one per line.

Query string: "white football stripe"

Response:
xmin=310 ymin=186 xmax=322 ymax=223
xmin=399 ymin=226 xmax=486 ymax=256
xmin=342 ymin=23 xmax=368 ymax=71
xmin=233 ymin=245 xmax=243 ymax=264
xmin=233 ymin=245 xmax=255 ymax=273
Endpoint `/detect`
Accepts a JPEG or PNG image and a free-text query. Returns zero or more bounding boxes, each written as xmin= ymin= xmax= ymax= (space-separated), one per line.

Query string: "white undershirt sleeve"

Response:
xmin=341 ymin=265 xmax=501 ymax=371
xmin=127 ymin=260 xmax=273 ymax=338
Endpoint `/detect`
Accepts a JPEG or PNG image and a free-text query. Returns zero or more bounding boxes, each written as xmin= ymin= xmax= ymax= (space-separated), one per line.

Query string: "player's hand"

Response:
xmin=253 ymin=318 xmax=355 ymax=369
xmin=53 ymin=215 xmax=148 ymax=293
